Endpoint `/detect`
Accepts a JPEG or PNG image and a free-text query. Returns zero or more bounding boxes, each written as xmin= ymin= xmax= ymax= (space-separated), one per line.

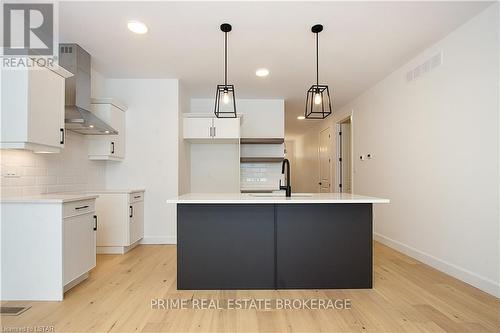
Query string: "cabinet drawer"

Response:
xmin=129 ymin=192 xmax=144 ymax=203
xmin=63 ymin=200 xmax=95 ymax=218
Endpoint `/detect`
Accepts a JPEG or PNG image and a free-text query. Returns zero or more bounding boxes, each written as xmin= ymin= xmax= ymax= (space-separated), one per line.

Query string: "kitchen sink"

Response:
xmin=247 ymin=193 xmax=314 ymax=198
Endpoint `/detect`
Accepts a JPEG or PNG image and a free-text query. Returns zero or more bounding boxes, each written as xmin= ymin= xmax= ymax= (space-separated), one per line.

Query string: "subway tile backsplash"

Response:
xmin=0 ymin=132 xmax=106 ymax=198
xmin=240 ymin=163 xmax=282 ymax=191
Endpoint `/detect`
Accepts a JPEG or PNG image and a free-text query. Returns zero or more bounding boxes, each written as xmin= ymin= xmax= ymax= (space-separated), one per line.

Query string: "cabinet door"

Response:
xmin=276 ymin=204 xmax=373 ymax=289
xmin=177 ymin=204 xmax=275 ymax=289
xmin=63 ymin=213 xmax=96 ymax=285
xmin=213 ymin=118 xmax=240 ymax=139
xmin=129 ymin=200 xmax=144 ymax=245
xmin=28 ymin=68 xmax=65 ymax=148
xmin=88 ymin=104 xmax=125 ymax=160
xmin=183 ymin=118 xmax=213 ymax=139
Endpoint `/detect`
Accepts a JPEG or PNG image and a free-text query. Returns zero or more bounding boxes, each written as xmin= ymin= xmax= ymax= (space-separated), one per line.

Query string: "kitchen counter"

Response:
xmin=0 ymin=193 xmax=99 ymax=204
xmin=171 ymin=192 xmax=389 ymax=290
xmin=88 ymin=189 xmax=145 ymax=194
xmin=167 ymin=192 xmax=389 ymax=204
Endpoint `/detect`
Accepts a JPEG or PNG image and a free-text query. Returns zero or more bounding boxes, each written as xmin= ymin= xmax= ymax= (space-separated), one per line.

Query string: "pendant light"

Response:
xmin=214 ymin=23 xmax=237 ymax=118
xmin=305 ymin=24 xmax=333 ymax=119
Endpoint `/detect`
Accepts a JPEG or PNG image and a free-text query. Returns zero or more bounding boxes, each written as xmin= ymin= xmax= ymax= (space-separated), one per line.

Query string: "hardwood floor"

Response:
xmin=2 ymin=242 xmax=499 ymax=332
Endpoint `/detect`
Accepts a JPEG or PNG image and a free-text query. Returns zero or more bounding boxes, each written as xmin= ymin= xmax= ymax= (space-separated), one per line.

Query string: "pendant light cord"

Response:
xmin=316 ymin=32 xmax=319 ymax=87
xmin=224 ymin=31 xmax=228 ymax=87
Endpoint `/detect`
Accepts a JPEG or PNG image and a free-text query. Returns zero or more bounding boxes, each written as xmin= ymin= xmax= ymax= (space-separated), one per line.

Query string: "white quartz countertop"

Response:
xmin=167 ymin=193 xmax=390 ymax=204
xmin=0 ymin=193 xmax=99 ymax=204
xmin=86 ymin=189 xmax=145 ymax=194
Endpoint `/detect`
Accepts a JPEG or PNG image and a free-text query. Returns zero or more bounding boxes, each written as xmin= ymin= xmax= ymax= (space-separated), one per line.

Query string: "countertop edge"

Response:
xmin=1 ymin=194 xmax=99 ymax=204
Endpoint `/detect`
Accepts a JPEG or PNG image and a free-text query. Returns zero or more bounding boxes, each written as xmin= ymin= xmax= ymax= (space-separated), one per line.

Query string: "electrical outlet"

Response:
xmin=2 ymin=166 xmax=20 ymax=178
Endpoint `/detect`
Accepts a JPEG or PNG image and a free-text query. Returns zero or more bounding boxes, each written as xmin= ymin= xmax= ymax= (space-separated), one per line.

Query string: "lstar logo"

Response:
xmin=3 ymin=3 xmax=54 ymax=56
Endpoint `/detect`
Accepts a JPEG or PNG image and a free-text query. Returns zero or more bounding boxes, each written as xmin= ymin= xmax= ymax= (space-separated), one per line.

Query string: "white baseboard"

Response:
xmin=97 ymin=239 xmax=141 ymax=254
xmin=374 ymin=233 xmax=500 ymax=298
xmin=140 ymin=236 xmax=177 ymax=245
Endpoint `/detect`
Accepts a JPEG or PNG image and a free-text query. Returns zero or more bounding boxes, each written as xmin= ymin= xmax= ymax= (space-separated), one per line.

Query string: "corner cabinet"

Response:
xmin=93 ymin=190 xmax=145 ymax=254
xmin=87 ymin=98 xmax=127 ymax=161
xmin=183 ymin=115 xmax=240 ymax=142
xmin=0 ymin=65 xmax=73 ymax=153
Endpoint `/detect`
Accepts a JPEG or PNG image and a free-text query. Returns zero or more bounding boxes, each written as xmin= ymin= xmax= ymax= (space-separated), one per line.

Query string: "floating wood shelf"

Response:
xmin=240 ymin=138 xmax=284 ymax=144
xmin=240 ymin=157 xmax=284 ymax=163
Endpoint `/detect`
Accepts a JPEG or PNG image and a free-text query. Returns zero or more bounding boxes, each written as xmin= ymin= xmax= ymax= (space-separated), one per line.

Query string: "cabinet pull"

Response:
xmin=111 ymin=142 xmax=115 ymax=154
xmin=75 ymin=205 xmax=89 ymax=210
xmin=93 ymin=215 xmax=98 ymax=231
xmin=60 ymin=128 xmax=65 ymax=144
xmin=129 ymin=205 xmax=133 ymax=218
xmin=134 ymin=195 xmax=141 ymax=199
xmin=213 ymin=126 xmax=216 ymax=137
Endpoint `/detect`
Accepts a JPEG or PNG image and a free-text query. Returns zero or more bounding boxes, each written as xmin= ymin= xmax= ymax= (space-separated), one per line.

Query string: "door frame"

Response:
xmin=317 ymin=126 xmax=333 ymax=192
xmin=335 ymin=114 xmax=354 ymax=193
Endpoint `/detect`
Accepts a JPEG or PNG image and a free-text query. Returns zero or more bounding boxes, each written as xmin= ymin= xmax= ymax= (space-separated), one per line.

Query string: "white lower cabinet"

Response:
xmin=0 ymin=196 xmax=97 ymax=301
xmin=63 ymin=211 xmax=96 ymax=286
xmin=94 ymin=190 xmax=145 ymax=254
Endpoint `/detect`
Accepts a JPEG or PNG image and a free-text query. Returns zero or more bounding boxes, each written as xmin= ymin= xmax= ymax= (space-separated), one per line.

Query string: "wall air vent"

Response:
xmin=406 ymin=51 xmax=442 ymax=82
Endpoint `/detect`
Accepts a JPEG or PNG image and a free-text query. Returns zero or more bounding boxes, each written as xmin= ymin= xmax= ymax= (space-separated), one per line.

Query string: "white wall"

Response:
xmin=190 ymin=143 xmax=240 ymax=193
xmin=291 ymin=4 xmax=500 ymax=296
xmin=0 ymin=68 xmax=108 ymax=197
xmin=178 ymin=81 xmax=191 ymax=195
xmin=104 ymin=79 xmax=179 ymax=244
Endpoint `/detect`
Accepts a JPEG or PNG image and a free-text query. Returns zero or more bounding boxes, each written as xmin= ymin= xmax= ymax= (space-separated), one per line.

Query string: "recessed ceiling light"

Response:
xmin=297 ymin=116 xmax=305 ymax=120
xmin=127 ymin=20 xmax=148 ymax=34
xmin=255 ymin=68 xmax=269 ymax=77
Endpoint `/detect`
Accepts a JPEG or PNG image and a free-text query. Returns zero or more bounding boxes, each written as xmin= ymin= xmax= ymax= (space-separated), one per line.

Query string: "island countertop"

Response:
xmin=167 ymin=192 xmax=390 ymax=204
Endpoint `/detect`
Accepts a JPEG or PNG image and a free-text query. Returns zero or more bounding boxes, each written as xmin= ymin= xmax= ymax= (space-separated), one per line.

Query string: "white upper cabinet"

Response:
xmin=183 ymin=115 xmax=240 ymax=142
xmin=87 ymin=98 xmax=127 ymax=160
xmin=183 ymin=117 xmax=213 ymax=139
xmin=1 ymin=66 xmax=72 ymax=153
xmin=213 ymin=117 xmax=240 ymax=138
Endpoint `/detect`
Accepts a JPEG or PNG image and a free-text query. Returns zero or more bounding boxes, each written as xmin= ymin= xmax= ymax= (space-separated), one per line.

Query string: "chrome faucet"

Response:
xmin=280 ymin=158 xmax=292 ymax=197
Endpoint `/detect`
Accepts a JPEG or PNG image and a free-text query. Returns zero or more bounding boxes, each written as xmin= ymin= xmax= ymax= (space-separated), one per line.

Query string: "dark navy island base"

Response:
xmin=177 ymin=203 xmax=373 ymax=290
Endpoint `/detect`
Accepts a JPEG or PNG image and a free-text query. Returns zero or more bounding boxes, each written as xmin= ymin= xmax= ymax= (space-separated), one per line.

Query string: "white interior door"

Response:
xmin=318 ymin=127 xmax=331 ymax=192
xmin=338 ymin=120 xmax=352 ymax=193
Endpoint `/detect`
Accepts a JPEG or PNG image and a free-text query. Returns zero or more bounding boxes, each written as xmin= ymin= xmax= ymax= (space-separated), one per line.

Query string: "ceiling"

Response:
xmin=59 ymin=1 xmax=491 ymax=137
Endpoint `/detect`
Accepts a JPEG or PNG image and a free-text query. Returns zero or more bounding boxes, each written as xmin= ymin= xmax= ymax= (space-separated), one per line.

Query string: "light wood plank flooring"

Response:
xmin=2 ymin=242 xmax=499 ymax=332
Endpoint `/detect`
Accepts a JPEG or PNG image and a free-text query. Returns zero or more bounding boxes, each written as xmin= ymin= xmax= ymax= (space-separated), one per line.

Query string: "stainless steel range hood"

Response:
xmin=59 ymin=44 xmax=118 ymax=135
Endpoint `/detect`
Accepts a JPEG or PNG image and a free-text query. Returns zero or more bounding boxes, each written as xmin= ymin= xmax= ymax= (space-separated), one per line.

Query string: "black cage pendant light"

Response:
xmin=214 ymin=23 xmax=237 ymax=118
xmin=305 ymin=24 xmax=333 ymax=119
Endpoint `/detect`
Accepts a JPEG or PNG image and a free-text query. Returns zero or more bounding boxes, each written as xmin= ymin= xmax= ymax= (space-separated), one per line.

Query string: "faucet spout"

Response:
xmin=280 ymin=159 xmax=292 ymax=197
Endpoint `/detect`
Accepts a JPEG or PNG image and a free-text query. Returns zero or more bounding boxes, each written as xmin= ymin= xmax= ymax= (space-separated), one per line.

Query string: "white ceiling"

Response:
xmin=59 ymin=1 xmax=491 ymax=136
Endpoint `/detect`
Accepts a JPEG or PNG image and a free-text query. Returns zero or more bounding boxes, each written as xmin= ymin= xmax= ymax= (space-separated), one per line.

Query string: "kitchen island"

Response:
xmin=167 ymin=193 xmax=389 ymax=290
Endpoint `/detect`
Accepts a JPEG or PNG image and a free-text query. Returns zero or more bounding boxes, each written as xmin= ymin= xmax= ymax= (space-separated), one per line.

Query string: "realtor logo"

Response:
xmin=3 ymin=3 xmax=54 ymax=56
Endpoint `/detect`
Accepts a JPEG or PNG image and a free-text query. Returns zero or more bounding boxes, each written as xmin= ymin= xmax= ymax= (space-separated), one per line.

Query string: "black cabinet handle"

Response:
xmin=134 ymin=195 xmax=141 ymax=199
xmin=129 ymin=205 xmax=133 ymax=218
xmin=93 ymin=215 xmax=98 ymax=231
xmin=111 ymin=142 xmax=115 ymax=154
xmin=75 ymin=205 xmax=89 ymax=210
xmin=60 ymin=128 xmax=65 ymax=144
